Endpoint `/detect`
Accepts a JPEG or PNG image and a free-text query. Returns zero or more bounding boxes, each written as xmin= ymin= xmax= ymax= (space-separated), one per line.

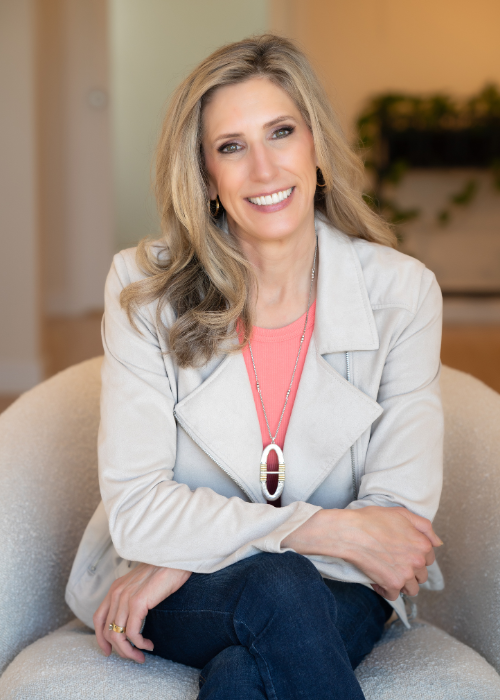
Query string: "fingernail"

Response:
xmin=437 ymin=538 xmax=444 ymax=546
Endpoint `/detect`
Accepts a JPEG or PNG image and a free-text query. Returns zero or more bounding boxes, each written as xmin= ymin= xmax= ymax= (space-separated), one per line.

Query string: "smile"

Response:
xmin=247 ymin=187 xmax=294 ymax=206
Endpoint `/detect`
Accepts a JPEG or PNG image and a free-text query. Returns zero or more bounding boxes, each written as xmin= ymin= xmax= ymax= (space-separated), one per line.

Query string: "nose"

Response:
xmin=248 ymin=142 xmax=280 ymax=184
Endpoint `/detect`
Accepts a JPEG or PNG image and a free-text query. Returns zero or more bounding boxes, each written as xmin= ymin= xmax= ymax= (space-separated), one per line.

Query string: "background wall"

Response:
xmin=1 ymin=0 xmax=499 ymax=397
xmin=271 ymin=0 xmax=500 ymax=309
xmin=0 ymin=0 xmax=268 ymax=393
xmin=110 ymin=0 xmax=268 ymax=252
xmin=38 ymin=0 xmax=114 ymax=316
xmin=0 ymin=0 xmax=41 ymax=392
xmin=272 ymin=0 xmax=500 ymax=137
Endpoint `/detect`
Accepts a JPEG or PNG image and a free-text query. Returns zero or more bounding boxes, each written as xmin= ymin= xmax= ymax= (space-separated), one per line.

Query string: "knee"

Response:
xmin=199 ymin=645 xmax=264 ymax=697
xmin=243 ymin=552 xmax=328 ymax=611
xmin=233 ymin=553 xmax=337 ymax=647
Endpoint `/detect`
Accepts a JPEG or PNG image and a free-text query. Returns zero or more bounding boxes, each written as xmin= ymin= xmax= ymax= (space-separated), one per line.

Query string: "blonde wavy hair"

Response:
xmin=120 ymin=33 xmax=396 ymax=368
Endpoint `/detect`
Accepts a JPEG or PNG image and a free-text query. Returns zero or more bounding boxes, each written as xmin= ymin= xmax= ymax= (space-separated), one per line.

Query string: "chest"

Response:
xmin=170 ymin=335 xmax=388 ymax=508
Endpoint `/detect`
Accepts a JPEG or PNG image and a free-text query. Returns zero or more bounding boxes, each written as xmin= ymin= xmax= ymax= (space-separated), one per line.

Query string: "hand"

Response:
xmin=341 ymin=506 xmax=441 ymax=600
xmin=283 ymin=506 xmax=442 ymax=601
xmin=93 ymin=563 xmax=192 ymax=663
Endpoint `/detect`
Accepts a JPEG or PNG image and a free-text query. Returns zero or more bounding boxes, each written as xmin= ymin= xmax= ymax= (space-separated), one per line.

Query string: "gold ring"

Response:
xmin=109 ymin=622 xmax=126 ymax=634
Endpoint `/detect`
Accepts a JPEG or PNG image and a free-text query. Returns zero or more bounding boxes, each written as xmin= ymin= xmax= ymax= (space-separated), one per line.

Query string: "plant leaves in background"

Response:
xmin=450 ymin=179 xmax=478 ymax=206
xmin=357 ymin=84 xmax=500 ymax=236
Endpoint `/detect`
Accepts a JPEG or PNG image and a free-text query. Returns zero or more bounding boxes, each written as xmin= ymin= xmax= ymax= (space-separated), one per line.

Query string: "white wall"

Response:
xmin=109 ymin=0 xmax=269 ymax=252
xmin=0 ymin=0 xmax=42 ymax=392
xmin=391 ymin=171 xmax=500 ymax=293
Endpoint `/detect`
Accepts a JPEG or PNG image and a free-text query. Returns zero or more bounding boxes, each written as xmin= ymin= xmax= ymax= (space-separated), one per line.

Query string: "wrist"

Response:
xmin=282 ymin=508 xmax=350 ymax=558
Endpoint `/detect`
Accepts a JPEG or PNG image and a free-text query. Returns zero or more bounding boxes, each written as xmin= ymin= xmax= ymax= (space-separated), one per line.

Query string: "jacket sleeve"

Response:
xmin=98 ymin=253 xmax=321 ymax=573
xmin=347 ymin=268 xmax=444 ymax=522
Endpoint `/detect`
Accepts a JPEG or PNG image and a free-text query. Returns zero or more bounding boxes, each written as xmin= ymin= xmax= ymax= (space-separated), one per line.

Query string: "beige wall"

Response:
xmin=272 ymin=0 xmax=500 ymax=136
xmin=272 ymin=0 xmax=500 ymax=304
xmin=110 ymin=0 xmax=269 ymax=252
xmin=0 ymin=0 xmax=113 ymax=391
xmin=0 ymin=0 xmax=270 ymax=392
xmin=39 ymin=0 xmax=114 ymax=315
xmin=0 ymin=0 xmax=42 ymax=391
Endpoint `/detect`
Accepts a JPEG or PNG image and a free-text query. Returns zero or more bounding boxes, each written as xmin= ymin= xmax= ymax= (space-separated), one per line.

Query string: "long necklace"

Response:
xmin=249 ymin=236 xmax=318 ymax=501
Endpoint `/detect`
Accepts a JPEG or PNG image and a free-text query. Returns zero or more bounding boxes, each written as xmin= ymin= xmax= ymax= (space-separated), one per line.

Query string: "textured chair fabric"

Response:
xmin=356 ymin=618 xmax=500 ymax=699
xmin=0 ymin=619 xmax=200 ymax=700
xmin=0 ymin=358 xmax=102 ymax=674
xmin=1 ymin=618 xmax=500 ymax=699
xmin=1 ymin=358 xmax=500 ymax=697
xmin=418 ymin=367 xmax=500 ymax=671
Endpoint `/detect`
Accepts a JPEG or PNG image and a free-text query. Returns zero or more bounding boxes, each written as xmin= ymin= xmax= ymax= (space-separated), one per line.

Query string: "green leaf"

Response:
xmin=437 ymin=209 xmax=451 ymax=226
xmin=449 ymin=180 xmax=478 ymax=206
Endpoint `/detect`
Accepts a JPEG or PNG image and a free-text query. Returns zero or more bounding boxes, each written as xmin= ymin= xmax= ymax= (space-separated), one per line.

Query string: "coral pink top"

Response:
xmin=242 ymin=301 xmax=316 ymax=507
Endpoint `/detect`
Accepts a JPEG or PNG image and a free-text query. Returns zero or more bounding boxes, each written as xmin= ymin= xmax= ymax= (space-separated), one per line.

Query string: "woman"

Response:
xmin=78 ymin=34 xmax=444 ymax=699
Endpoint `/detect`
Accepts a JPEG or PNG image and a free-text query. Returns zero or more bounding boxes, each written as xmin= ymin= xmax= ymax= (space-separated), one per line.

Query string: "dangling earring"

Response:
xmin=208 ymin=195 xmax=220 ymax=217
xmin=316 ymin=168 xmax=327 ymax=188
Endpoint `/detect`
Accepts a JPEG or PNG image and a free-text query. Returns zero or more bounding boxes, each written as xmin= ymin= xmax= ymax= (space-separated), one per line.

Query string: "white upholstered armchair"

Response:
xmin=1 ymin=358 xmax=500 ymax=698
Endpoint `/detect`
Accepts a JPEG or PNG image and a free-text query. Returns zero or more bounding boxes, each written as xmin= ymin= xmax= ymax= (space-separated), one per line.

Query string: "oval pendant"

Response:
xmin=260 ymin=443 xmax=285 ymax=501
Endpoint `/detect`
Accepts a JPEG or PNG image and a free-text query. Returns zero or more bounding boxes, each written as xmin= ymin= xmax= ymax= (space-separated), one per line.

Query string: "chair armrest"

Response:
xmin=0 ymin=358 xmax=102 ymax=674
xmin=418 ymin=365 xmax=500 ymax=672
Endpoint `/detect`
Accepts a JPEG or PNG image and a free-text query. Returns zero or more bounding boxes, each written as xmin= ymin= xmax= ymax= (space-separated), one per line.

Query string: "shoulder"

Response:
xmin=104 ymin=241 xmax=173 ymax=330
xmin=349 ymin=234 xmax=440 ymax=316
xmin=317 ymin=213 xmax=442 ymax=317
xmin=110 ymin=247 xmax=139 ymax=288
xmin=110 ymin=241 xmax=166 ymax=289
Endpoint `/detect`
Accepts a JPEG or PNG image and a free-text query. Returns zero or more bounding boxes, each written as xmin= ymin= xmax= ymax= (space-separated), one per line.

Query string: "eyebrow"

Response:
xmin=213 ymin=115 xmax=297 ymax=143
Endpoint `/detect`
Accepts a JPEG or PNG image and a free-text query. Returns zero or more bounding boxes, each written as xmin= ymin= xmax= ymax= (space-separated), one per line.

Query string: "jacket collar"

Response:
xmin=217 ymin=212 xmax=380 ymax=353
xmin=314 ymin=215 xmax=379 ymax=353
xmin=174 ymin=217 xmax=382 ymax=504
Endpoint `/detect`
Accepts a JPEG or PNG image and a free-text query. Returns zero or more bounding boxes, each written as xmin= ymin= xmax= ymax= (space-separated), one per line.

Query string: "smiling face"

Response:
xmin=202 ymin=77 xmax=318 ymax=247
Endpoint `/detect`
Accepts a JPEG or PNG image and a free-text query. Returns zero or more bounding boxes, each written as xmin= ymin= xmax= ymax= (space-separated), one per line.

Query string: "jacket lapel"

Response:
xmin=281 ymin=335 xmax=382 ymax=505
xmin=314 ymin=216 xmax=379 ymax=354
xmin=174 ymin=351 xmax=266 ymax=503
xmin=174 ymin=217 xmax=383 ymax=504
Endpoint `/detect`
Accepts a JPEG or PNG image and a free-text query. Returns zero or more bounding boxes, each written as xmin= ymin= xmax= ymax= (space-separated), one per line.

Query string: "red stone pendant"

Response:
xmin=260 ymin=443 xmax=285 ymax=501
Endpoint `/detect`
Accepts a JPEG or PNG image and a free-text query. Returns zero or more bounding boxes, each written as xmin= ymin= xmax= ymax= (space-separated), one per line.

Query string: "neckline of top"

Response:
xmin=250 ymin=300 xmax=316 ymax=343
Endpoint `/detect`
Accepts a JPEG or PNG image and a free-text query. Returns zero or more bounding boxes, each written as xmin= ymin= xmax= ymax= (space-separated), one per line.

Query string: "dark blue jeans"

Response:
xmin=143 ymin=551 xmax=392 ymax=699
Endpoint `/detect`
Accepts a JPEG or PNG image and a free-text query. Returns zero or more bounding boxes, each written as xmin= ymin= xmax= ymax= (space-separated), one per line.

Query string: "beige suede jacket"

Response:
xmin=66 ymin=214 xmax=444 ymax=629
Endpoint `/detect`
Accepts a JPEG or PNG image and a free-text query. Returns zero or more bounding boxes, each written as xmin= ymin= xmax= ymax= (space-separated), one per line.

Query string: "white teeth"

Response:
xmin=249 ymin=188 xmax=293 ymax=206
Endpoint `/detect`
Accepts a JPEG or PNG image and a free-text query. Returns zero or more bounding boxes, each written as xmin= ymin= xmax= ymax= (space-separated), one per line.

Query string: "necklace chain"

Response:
xmin=248 ymin=236 xmax=318 ymax=446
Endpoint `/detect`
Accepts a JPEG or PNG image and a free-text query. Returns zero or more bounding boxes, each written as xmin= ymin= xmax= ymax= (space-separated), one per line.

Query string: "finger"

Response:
xmin=104 ymin=586 xmax=122 ymax=647
xmin=93 ymin=594 xmax=112 ymax=656
xmin=126 ymin=592 xmax=153 ymax=650
xmin=371 ymin=583 xmax=400 ymax=602
xmin=126 ymin=604 xmax=153 ymax=652
xmin=111 ymin=632 xmax=145 ymax=663
xmin=425 ymin=547 xmax=436 ymax=567
xmin=414 ymin=566 xmax=428 ymax=585
xmin=111 ymin=599 xmax=146 ymax=663
xmin=423 ymin=526 xmax=443 ymax=548
xmin=403 ymin=511 xmax=443 ymax=548
xmin=108 ymin=627 xmax=143 ymax=663
xmin=401 ymin=577 xmax=419 ymax=597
